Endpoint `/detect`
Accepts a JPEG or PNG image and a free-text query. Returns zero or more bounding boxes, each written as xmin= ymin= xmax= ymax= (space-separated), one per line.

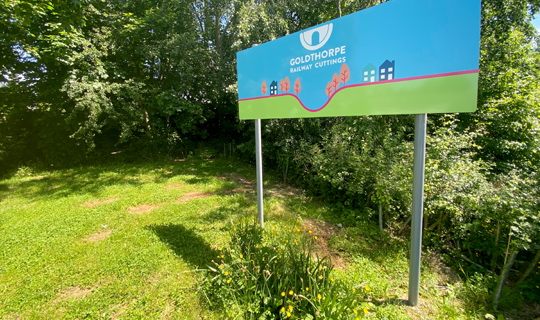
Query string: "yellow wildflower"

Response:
xmin=289 ymin=305 xmax=293 ymax=310
xmin=239 ymin=254 xmax=243 ymax=258
xmin=289 ymin=290 xmax=294 ymax=296
xmin=319 ymin=275 xmax=323 ymax=280
xmin=281 ymin=292 xmax=285 ymax=297
xmin=363 ymin=308 xmax=368 ymax=314
xmin=305 ymin=287 xmax=309 ymax=291
xmin=286 ymin=312 xmax=291 ymax=317
xmin=317 ymin=294 xmax=321 ymax=300
xmin=365 ymin=286 xmax=370 ymax=291
xmin=281 ymin=307 xmax=285 ymax=312
xmin=353 ymin=309 xmax=358 ymax=314
xmin=309 ymin=230 xmax=312 ymax=234
xmin=226 ymin=279 xmax=231 ymax=284
xmin=314 ymin=236 xmax=318 ymax=240
xmin=219 ymin=265 xmax=223 ymax=269
xmin=225 ymin=271 xmax=228 ymax=276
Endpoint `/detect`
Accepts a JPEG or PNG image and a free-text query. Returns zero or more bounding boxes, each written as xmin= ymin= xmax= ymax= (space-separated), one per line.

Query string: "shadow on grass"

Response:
xmin=149 ymin=223 xmax=218 ymax=269
xmin=0 ymin=182 xmax=10 ymax=201
xmin=3 ymin=158 xmax=251 ymax=203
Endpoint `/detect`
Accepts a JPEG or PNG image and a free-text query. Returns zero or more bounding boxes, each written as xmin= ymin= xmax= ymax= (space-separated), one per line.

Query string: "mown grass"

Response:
xmin=0 ymin=158 xmax=492 ymax=319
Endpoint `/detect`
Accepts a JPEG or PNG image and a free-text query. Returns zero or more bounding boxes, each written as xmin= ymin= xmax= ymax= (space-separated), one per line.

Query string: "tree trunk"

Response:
xmin=519 ymin=248 xmax=540 ymax=283
xmin=490 ymin=221 xmax=501 ymax=272
xmin=143 ymin=109 xmax=151 ymax=132
xmin=379 ymin=203 xmax=383 ymax=232
xmin=336 ymin=0 xmax=342 ymax=17
xmin=493 ymin=250 xmax=518 ymax=310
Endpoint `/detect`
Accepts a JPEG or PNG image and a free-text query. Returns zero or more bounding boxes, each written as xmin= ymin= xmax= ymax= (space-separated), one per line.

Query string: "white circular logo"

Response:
xmin=300 ymin=23 xmax=333 ymax=51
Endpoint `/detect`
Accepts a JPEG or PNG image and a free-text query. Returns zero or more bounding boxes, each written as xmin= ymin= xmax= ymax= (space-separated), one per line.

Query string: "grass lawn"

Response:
xmin=0 ymin=158 xmax=490 ymax=319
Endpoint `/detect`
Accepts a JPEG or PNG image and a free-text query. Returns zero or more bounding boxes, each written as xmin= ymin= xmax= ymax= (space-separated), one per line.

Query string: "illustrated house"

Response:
xmin=270 ymin=80 xmax=278 ymax=95
xmin=362 ymin=63 xmax=376 ymax=83
xmin=379 ymin=60 xmax=395 ymax=81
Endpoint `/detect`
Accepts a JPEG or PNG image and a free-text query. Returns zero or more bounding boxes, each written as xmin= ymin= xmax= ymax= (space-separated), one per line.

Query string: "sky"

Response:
xmin=533 ymin=14 xmax=540 ymax=30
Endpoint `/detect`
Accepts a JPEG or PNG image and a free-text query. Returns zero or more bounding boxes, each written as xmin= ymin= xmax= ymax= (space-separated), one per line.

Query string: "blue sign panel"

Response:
xmin=237 ymin=0 xmax=481 ymax=119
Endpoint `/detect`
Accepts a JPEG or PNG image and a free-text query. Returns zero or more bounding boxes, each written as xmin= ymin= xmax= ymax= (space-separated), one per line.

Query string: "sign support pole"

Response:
xmin=408 ymin=113 xmax=427 ymax=306
xmin=255 ymin=119 xmax=264 ymax=228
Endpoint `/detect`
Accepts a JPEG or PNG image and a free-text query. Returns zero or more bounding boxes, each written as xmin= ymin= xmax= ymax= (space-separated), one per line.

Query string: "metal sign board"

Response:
xmin=237 ymin=0 xmax=481 ymax=120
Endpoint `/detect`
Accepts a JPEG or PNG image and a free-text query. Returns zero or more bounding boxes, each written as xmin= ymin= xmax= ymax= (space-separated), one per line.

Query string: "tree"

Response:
xmin=332 ymin=73 xmax=340 ymax=91
xmin=294 ymin=78 xmax=301 ymax=95
xmin=325 ymin=81 xmax=334 ymax=97
xmin=339 ymin=63 xmax=350 ymax=85
xmin=283 ymin=76 xmax=290 ymax=93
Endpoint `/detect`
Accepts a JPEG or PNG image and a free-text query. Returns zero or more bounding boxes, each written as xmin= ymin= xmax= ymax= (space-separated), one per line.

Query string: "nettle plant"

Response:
xmin=203 ymin=217 xmax=372 ymax=319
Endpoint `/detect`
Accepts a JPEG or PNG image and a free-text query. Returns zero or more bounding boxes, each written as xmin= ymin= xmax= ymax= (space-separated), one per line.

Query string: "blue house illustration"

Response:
xmin=379 ymin=60 xmax=395 ymax=81
xmin=362 ymin=63 xmax=376 ymax=83
xmin=270 ymin=80 xmax=278 ymax=95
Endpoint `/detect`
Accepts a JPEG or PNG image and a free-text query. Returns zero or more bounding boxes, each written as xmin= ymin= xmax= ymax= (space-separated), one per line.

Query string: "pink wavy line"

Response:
xmin=240 ymin=69 xmax=479 ymax=112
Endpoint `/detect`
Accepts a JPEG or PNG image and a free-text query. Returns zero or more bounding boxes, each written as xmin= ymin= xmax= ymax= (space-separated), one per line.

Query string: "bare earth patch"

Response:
xmin=302 ymin=218 xmax=347 ymax=269
xmin=110 ymin=303 xmax=129 ymax=319
xmin=424 ymin=251 xmax=460 ymax=285
xmin=128 ymin=204 xmax=158 ymax=214
xmin=164 ymin=183 xmax=187 ymax=190
xmin=84 ymin=198 xmax=118 ymax=208
xmin=84 ymin=229 xmax=112 ymax=243
xmin=266 ymin=185 xmax=303 ymax=199
xmin=53 ymin=286 xmax=93 ymax=304
xmin=217 ymin=172 xmax=255 ymax=194
xmin=160 ymin=301 xmax=175 ymax=319
xmin=176 ymin=192 xmax=212 ymax=203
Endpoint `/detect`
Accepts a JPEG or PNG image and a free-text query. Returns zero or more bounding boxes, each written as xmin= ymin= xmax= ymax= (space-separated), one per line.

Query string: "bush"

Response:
xmin=203 ymin=217 xmax=373 ymax=319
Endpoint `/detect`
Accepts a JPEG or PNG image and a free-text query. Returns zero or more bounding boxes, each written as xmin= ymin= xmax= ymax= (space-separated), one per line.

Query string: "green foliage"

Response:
xmin=204 ymin=218 xmax=371 ymax=319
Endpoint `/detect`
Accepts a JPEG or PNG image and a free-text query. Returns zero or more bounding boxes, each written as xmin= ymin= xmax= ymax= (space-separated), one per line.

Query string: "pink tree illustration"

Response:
xmin=332 ymin=73 xmax=340 ymax=91
xmin=261 ymin=80 xmax=267 ymax=95
xmin=340 ymin=63 xmax=350 ymax=85
xmin=283 ymin=76 xmax=290 ymax=93
xmin=325 ymin=81 xmax=334 ymax=97
xmin=294 ymin=78 xmax=301 ymax=95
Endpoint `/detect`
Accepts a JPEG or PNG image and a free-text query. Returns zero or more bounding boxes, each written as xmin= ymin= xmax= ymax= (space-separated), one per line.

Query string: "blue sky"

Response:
xmin=533 ymin=14 xmax=540 ymax=30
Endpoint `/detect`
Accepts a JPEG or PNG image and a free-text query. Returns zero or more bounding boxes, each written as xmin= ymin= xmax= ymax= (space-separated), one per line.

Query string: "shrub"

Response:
xmin=203 ymin=217 xmax=373 ymax=319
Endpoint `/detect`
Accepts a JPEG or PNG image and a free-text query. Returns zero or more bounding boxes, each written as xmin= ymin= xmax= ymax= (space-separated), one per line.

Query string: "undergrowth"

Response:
xmin=203 ymin=217 xmax=372 ymax=319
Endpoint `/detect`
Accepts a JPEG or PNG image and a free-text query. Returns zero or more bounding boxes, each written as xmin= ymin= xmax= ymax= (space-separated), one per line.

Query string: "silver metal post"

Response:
xmin=255 ymin=119 xmax=264 ymax=228
xmin=408 ymin=113 xmax=427 ymax=306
